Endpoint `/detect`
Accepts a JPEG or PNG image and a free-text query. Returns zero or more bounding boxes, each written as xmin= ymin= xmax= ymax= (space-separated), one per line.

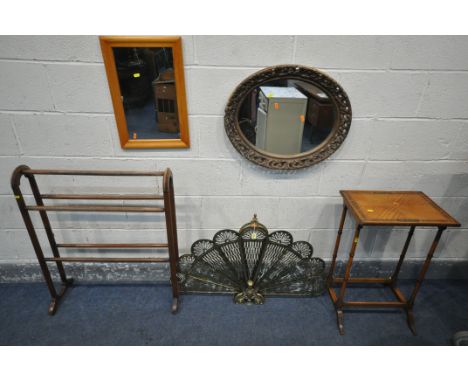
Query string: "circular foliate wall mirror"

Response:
xmin=224 ymin=65 xmax=352 ymax=169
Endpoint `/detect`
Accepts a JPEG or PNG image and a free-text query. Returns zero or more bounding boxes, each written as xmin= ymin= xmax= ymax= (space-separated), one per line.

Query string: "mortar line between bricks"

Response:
xmin=0 ymin=58 xmax=104 ymax=65
xmin=415 ymin=73 xmax=431 ymax=117
xmin=372 ymin=117 xmax=468 ymax=122
xmin=0 ymin=154 xmax=466 ymax=164
xmin=8 ymin=114 xmax=24 ymax=156
xmin=105 ymin=114 xmax=117 ymax=157
xmin=292 ymin=36 xmax=297 ymax=64
xmin=3 ymin=57 xmax=468 ymax=73
xmin=0 ymin=155 xmax=240 ymax=161
xmin=0 ymin=110 xmax=114 ymax=116
xmin=0 ymin=194 xmax=467 ymax=199
xmin=2 ymin=110 xmax=468 ymax=122
xmin=192 ymin=35 xmax=199 ymax=65
xmin=0 ymin=110 xmax=224 ymax=118
xmin=42 ymin=63 xmax=59 ymax=112
xmin=183 ymin=65 xmax=468 ymax=73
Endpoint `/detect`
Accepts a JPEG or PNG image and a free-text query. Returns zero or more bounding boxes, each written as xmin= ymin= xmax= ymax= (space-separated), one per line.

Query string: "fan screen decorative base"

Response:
xmin=177 ymin=215 xmax=325 ymax=304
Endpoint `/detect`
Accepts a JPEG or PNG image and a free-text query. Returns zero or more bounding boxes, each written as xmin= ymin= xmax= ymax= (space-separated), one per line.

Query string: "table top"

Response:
xmin=340 ymin=190 xmax=460 ymax=227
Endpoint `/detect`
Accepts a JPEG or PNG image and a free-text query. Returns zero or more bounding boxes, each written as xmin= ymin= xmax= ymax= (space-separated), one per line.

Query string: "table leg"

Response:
xmin=327 ymin=205 xmax=347 ymax=284
xmin=405 ymin=226 xmax=446 ymax=334
xmin=335 ymin=225 xmax=362 ymax=335
xmin=390 ymin=226 xmax=415 ymax=285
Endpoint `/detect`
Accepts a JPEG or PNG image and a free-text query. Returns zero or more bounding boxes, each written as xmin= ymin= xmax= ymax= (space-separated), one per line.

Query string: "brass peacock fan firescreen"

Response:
xmin=177 ymin=215 xmax=325 ymax=304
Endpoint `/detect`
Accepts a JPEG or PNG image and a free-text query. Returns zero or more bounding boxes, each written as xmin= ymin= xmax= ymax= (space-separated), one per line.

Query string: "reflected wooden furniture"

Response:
xmin=11 ymin=165 xmax=181 ymax=315
xmin=153 ymin=79 xmax=178 ymax=133
xmin=295 ymin=82 xmax=334 ymax=139
xmin=328 ymin=190 xmax=460 ymax=335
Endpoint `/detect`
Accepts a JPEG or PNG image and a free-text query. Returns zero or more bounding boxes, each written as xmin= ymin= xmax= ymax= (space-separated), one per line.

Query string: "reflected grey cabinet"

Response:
xmin=255 ymin=86 xmax=307 ymax=155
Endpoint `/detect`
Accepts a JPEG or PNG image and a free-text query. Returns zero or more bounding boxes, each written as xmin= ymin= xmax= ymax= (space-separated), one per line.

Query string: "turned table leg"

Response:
xmin=405 ymin=226 xmax=446 ymax=335
xmin=334 ymin=225 xmax=362 ymax=335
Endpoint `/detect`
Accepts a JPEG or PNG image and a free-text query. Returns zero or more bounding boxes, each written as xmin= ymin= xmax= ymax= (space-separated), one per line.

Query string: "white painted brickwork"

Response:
xmin=0 ymin=35 xmax=467 ymax=267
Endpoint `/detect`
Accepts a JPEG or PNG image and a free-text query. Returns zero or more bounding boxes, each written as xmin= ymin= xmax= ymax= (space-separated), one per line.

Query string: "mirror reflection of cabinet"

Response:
xmin=255 ymin=86 xmax=307 ymax=155
xmin=100 ymin=36 xmax=190 ymax=149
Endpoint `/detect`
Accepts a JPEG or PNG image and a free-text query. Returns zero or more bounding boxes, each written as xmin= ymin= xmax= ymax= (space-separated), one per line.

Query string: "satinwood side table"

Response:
xmin=328 ymin=190 xmax=460 ymax=335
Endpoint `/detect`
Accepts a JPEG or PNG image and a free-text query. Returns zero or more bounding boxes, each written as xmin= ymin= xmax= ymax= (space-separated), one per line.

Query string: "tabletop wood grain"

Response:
xmin=340 ymin=190 xmax=460 ymax=227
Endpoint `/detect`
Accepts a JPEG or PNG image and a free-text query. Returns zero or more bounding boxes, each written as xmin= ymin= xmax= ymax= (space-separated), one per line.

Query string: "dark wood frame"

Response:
xmin=100 ymin=36 xmax=190 ymax=149
xmin=328 ymin=190 xmax=461 ymax=335
xmin=11 ymin=165 xmax=181 ymax=315
xmin=224 ymin=65 xmax=352 ymax=170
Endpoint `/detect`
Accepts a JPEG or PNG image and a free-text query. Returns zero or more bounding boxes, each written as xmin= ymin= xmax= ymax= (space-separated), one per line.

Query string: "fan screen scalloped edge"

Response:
xmin=177 ymin=228 xmax=326 ymax=304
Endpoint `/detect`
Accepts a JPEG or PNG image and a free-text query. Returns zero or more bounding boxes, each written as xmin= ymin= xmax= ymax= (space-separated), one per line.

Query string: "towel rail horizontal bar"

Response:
xmin=25 ymin=205 xmax=164 ymax=213
xmin=56 ymin=243 xmax=168 ymax=248
xmin=41 ymin=194 xmax=164 ymax=200
xmin=44 ymin=257 xmax=170 ymax=263
xmin=22 ymin=169 xmax=165 ymax=176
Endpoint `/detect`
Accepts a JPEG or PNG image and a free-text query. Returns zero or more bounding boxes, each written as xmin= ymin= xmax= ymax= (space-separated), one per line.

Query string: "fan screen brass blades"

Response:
xmin=178 ymin=215 xmax=325 ymax=304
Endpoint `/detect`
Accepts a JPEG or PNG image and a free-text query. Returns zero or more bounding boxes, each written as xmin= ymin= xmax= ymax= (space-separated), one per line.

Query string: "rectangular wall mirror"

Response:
xmin=100 ymin=36 xmax=190 ymax=149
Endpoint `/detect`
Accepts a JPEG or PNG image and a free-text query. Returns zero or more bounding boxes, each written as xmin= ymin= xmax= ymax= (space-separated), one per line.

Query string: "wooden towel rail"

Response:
xmin=11 ymin=165 xmax=181 ymax=315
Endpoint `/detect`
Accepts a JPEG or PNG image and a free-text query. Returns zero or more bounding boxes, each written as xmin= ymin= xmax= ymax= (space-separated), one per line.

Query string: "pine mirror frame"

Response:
xmin=224 ymin=65 xmax=352 ymax=169
xmin=100 ymin=36 xmax=190 ymax=149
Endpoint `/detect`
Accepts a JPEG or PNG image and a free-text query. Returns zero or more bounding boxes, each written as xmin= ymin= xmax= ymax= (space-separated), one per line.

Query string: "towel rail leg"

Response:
xmin=164 ymin=169 xmax=181 ymax=314
xmin=12 ymin=165 xmax=63 ymax=315
xmin=26 ymin=171 xmax=71 ymax=285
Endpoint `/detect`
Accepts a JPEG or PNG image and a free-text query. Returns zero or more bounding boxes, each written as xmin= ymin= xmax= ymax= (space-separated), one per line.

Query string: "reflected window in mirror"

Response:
xmin=100 ymin=36 xmax=189 ymax=149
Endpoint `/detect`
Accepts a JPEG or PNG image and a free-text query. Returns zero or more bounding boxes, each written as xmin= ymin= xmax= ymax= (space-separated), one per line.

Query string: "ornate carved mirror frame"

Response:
xmin=224 ymin=65 xmax=352 ymax=169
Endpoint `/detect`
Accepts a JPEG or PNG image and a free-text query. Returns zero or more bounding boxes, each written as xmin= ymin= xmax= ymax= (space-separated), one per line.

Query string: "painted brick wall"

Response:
xmin=0 ymin=36 xmax=467 ymax=272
